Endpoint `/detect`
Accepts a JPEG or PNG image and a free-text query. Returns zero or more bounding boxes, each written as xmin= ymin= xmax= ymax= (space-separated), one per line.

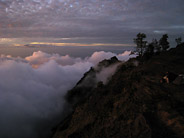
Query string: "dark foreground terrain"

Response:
xmin=53 ymin=44 xmax=184 ymax=138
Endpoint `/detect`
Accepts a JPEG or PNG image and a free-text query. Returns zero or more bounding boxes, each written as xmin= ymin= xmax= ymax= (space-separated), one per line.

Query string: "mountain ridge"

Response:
xmin=53 ymin=44 xmax=184 ymax=138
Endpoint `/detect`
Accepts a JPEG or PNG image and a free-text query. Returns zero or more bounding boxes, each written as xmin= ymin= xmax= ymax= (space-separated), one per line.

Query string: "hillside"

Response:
xmin=53 ymin=44 xmax=184 ymax=138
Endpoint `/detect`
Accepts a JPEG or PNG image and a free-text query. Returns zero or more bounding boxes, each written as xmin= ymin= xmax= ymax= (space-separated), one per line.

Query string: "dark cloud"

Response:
xmin=0 ymin=0 xmax=183 ymax=45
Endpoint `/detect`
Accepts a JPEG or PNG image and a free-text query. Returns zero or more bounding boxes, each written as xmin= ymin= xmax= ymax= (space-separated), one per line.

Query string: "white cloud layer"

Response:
xmin=0 ymin=50 xmax=136 ymax=138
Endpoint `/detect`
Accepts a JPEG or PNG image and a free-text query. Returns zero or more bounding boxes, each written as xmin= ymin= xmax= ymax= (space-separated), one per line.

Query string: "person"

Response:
xmin=161 ymin=72 xmax=178 ymax=83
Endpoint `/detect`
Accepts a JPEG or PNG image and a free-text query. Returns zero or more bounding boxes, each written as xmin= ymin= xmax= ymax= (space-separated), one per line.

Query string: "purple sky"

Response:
xmin=0 ymin=0 xmax=184 ymax=46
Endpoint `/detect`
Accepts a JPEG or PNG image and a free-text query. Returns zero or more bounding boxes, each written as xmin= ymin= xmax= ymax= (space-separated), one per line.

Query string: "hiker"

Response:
xmin=161 ymin=72 xmax=178 ymax=83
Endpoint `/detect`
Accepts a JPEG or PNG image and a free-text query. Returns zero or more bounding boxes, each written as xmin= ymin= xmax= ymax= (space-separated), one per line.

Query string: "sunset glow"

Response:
xmin=29 ymin=42 xmax=133 ymax=47
xmin=0 ymin=0 xmax=183 ymax=138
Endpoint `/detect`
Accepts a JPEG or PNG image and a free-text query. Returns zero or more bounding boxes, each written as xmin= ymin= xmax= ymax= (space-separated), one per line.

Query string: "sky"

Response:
xmin=0 ymin=1 xmax=183 ymax=137
xmin=0 ymin=0 xmax=184 ymax=47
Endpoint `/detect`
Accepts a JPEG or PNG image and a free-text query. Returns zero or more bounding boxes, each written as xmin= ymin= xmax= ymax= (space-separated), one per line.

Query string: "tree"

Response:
xmin=146 ymin=42 xmax=154 ymax=55
xmin=159 ymin=34 xmax=169 ymax=51
xmin=151 ymin=39 xmax=160 ymax=54
xmin=144 ymin=39 xmax=159 ymax=58
xmin=134 ymin=33 xmax=147 ymax=57
xmin=144 ymin=42 xmax=154 ymax=59
xmin=175 ymin=37 xmax=182 ymax=45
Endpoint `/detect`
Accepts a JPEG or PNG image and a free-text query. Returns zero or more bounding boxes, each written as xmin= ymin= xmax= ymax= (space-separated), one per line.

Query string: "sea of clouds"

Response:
xmin=0 ymin=50 xmax=136 ymax=138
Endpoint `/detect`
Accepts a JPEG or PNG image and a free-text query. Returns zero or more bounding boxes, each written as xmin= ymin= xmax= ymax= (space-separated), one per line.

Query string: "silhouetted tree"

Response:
xmin=175 ymin=37 xmax=182 ymax=45
xmin=134 ymin=33 xmax=147 ymax=57
xmin=144 ymin=39 xmax=158 ymax=58
xmin=159 ymin=34 xmax=169 ymax=51
xmin=151 ymin=39 xmax=160 ymax=54
xmin=144 ymin=43 xmax=154 ymax=59
xmin=146 ymin=43 xmax=154 ymax=55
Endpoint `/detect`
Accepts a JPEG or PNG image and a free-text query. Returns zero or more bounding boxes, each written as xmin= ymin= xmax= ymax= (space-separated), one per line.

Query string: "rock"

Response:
xmin=53 ymin=44 xmax=184 ymax=138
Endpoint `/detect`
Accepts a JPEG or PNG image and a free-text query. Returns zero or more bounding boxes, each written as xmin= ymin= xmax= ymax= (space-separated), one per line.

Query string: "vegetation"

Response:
xmin=152 ymin=38 xmax=161 ymax=54
xmin=175 ymin=37 xmax=182 ymax=45
xmin=133 ymin=33 xmax=182 ymax=60
xmin=53 ymin=43 xmax=184 ymax=138
xmin=159 ymin=34 xmax=170 ymax=51
xmin=133 ymin=33 xmax=147 ymax=57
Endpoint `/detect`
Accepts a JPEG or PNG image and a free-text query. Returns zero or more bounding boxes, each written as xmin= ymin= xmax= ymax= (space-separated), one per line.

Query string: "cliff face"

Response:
xmin=66 ymin=56 xmax=121 ymax=106
xmin=53 ymin=44 xmax=184 ymax=138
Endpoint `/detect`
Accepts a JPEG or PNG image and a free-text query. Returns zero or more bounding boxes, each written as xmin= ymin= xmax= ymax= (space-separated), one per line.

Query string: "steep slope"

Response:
xmin=53 ymin=44 xmax=184 ymax=138
xmin=66 ymin=56 xmax=121 ymax=106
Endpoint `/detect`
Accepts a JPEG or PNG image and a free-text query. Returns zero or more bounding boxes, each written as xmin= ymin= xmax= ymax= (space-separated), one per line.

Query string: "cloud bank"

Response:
xmin=0 ymin=50 xmax=136 ymax=138
xmin=1 ymin=0 xmax=184 ymax=40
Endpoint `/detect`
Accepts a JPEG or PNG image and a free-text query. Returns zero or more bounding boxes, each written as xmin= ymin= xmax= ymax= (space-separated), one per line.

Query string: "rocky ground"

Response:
xmin=53 ymin=44 xmax=184 ymax=138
